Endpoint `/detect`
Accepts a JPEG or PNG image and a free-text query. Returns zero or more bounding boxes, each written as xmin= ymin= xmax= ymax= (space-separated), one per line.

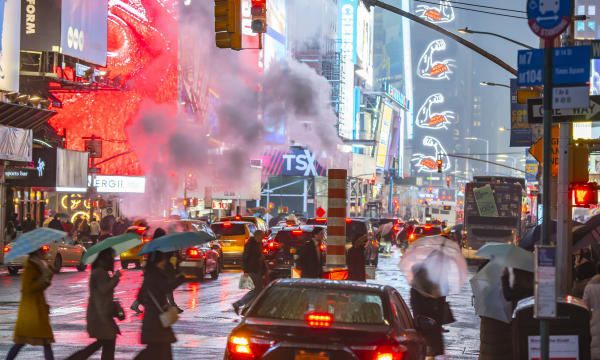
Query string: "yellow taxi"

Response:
xmin=210 ymin=221 xmax=256 ymax=266
xmin=219 ymin=215 xmax=267 ymax=232
xmin=408 ymin=224 xmax=443 ymax=244
xmin=119 ymin=225 xmax=151 ymax=269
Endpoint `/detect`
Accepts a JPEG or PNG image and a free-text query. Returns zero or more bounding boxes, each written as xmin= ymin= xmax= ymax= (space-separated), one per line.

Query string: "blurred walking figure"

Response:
xmin=347 ymin=234 xmax=367 ymax=282
xmin=78 ymin=219 xmax=91 ymax=245
xmin=6 ymin=248 xmax=55 ymax=360
xmin=297 ymin=227 xmax=324 ymax=279
xmin=90 ymin=217 xmax=101 ymax=245
xmin=47 ymin=215 xmax=63 ymax=232
xmin=66 ymin=248 xmax=121 ymax=360
xmin=583 ymin=265 xmax=600 ymax=360
xmin=134 ymin=251 xmax=186 ymax=360
xmin=232 ymin=230 xmax=267 ymax=315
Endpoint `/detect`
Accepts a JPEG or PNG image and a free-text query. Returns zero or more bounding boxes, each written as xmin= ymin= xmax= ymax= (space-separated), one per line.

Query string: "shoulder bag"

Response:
xmin=147 ymin=290 xmax=179 ymax=328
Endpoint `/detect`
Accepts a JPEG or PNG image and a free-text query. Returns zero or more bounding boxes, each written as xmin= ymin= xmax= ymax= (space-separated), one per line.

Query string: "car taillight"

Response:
xmin=135 ymin=227 xmax=147 ymax=236
xmin=227 ymin=336 xmax=252 ymax=357
xmin=315 ymin=218 xmax=327 ymax=223
xmin=3 ymin=246 xmax=9 ymax=253
xmin=187 ymin=248 xmax=201 ymax=259
xmin=319 ymin=243 xmax=325 ymax=252
xmin=292 ymin=229 xmax=303 ymax=235
xmin=409 ymin=233 xmax=415 ymax=241
xmin=424 ymin=225 xmax=432 ymax=230
xmin=345 ymin=218 xmax=352 ymax=223
xmin=235 ymin=216 xmax=242 ymax=220
xmin=142 ymin=237 xmax=151 ymax=243
xmin=41 ymin=245 xmax=49 ymax=252
xmin=223 ymin=222 xmax=233 ymax=228
xmin=305 ymin=312 xmax=332 ymax=328
xmin=393 ymin=226 xmax=399 ymax=231
xmin=351 ymin=345 xmax=406 ymax=360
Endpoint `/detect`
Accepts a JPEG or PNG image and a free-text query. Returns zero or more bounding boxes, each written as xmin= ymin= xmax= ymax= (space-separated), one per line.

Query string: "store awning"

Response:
xmin=0 ymin=101 xmax=57 ymax=130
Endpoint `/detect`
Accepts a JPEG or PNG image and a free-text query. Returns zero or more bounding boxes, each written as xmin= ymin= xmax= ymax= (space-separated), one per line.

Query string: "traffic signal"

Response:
xmin=371 ymin=176 xmax=376 ymax=184
xmin=437 ymin=159 xmax=443 ymax=173
xmin=572 ymin=182 xmax=598 ymax=207
xmin=214 ymin=0 xmax=242 ymax=50
xmin=446 ymin=176 xmax=451 ymax=188
xmin=251 ymin=0 xmax=267 ymax=33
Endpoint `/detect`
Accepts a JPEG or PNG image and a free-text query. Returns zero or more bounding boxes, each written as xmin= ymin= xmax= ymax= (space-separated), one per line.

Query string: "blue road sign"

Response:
xmin=517 ymin=46 xmax=591 ymax=86
xmin=527 ymin=0 xmax=571 ymax=39
xmin=553 ymin=46 xmax=591 ymax=85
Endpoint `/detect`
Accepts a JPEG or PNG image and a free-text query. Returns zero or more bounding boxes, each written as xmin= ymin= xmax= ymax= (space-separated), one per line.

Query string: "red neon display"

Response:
xmin=49 ymin=0 xmax=178 ymax=175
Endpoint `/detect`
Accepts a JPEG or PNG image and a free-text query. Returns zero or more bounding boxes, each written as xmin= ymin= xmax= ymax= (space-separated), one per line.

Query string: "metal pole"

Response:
xmin=485 ymin=140 xmax=489 ymax=173
xmin=266 ymin=179 xmax=270 ymax=223
xmin=540 ymin=39 xmax=554 ymax=360
xmin=302 ymin=178 xmax=307 ymax=217
xmin=388 ymin=173 xmax=394 ymax=215
xmin=557 ymin=124 xmax=572 ymax=296
xmin=0 ymin=161 xmax=6 ymax=264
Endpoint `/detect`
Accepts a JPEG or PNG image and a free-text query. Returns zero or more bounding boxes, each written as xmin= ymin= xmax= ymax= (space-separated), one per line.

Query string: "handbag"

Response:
xmin=441 ymin=301 xmax=455 ymax=325
xmin=112 ymin=299 xmax=126 ymax=321
xmin=239 ymin=273 xmax=255 ymax=290
xmin=147 ymin=290 xmax=179 ymax=328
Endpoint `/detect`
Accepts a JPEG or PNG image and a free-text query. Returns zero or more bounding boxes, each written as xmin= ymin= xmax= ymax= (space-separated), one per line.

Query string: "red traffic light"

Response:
xmin=572 ymin=183 xmax=598 ymax=207
xmin=371 ymin=176 xmax=376 ymax=184
xmin=437 ymin=159 xmax=443 ymax=173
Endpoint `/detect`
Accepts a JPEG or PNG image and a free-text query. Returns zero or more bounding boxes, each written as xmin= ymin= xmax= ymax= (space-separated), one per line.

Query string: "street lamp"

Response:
xmin=480 ymin=81 xmax=511 ymax=89
xmin=457 ymin=27 xmax=535 ymax=49
xmin=465 ymin=137 xmax=489 ymax=173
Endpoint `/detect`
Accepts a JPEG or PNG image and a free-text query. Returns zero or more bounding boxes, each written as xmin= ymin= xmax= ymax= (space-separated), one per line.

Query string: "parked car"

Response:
xmin=178 ymin=242 xmax=220 ymax=281
xmin=4 ymin=236 xmax=87 ymax=275
xmin=211 ymin=221 xmax=256 ymax=266
xmin=263 ymin=225 xmax=326 ymax=280
xmin=224 ymin=278 xmax=430 ymax=360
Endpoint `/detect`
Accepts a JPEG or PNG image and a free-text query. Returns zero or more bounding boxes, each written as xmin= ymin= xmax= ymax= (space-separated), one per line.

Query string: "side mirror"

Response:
xmin=416 ymin=315 xmax=437 ymax=332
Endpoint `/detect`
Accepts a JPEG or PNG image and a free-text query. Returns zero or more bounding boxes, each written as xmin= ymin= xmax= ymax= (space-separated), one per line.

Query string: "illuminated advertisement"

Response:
xmin=263 ymin=0 xmax=286 ymax=144
xmin=410 ymin=136 xmax=450 ymax=173
xmin=415 ymin=93 xmax=455 ymax=130
xmin=376 ymin=102 xmax=393 ymax=172
xmin=0 ymin=0 xmax=20 ymax=92
xmin=338 ymin=0 xmax=357 ymax=139
xmin=417 ymin=39 xmax=455 ymax=80
xmin=402 ymin=0 xmax=414 ymax=141
xmin=415 ymin=0 xmax=455 ymax=24
xmin=592 ymin=59 xmax=600 ymax=95
xmin=60 ymin=0 xmax=108 ymax=66
xmin=355 ymin=1 xmax=373 ymax=87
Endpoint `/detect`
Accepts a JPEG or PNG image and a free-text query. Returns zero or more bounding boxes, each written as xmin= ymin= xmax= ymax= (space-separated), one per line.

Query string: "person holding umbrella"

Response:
xmin=297 ymin=227 xmax=324 ymax=279
xmin=232 ymin=230 xmax=268 ymax=315
xmin=134 ymin=251 xmax=186 ymax=360
xmin=6 ymin=247 xmax=55 ymax=360
xmin=347 ymin=234 xmax=367 ymax=282
xmin=66 ymin=248 xmax=122 ymax=360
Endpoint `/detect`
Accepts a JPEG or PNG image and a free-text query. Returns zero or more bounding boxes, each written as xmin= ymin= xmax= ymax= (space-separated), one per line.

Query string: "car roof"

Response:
xmin=212 ymin=221 xmax=252 ymax=225
xmin=278 ymin=225 xmax=320 ymax=232
xmin=273 ymin=278 xmax=389 ymax=293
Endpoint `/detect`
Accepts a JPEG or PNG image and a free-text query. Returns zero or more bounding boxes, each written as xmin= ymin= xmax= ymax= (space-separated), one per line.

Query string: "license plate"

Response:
xmin=294 ymin=350 xmax=329 ymax=360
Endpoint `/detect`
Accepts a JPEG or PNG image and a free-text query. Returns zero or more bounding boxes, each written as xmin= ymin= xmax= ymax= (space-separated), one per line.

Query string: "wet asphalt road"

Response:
xmin=0 ymin=250 xmax=480 ymax=359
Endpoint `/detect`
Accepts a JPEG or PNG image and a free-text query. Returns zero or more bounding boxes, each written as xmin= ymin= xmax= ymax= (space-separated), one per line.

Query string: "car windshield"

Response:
xmin=250 ymin=286 xmax=387 ymax=325
xmin=211 ymin=223 xmax=245 ymax=236
xmin=415 ymin=226 xmax=442 ymax=236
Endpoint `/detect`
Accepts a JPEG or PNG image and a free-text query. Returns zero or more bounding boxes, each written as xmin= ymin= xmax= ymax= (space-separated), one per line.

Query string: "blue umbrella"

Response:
xmin=5 ymin=228 xmax=67 ymax=262
xmin=138 ymin=231 xmax=215 ymax=256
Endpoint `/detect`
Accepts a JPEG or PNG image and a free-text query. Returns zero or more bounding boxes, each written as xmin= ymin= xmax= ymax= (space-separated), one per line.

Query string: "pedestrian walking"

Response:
xmin=479 ymin=267 xmax=533 ymax=360
xmin=22 ymin=217 xmax=36 ymax=233
xmin=347 ymin=234 xmax=367 ymax=282
xmin=73 ymin=216 xmax=84 ymax=237
xmin=90 ymin=217 xmax=101 ymax=245
xmin=134 ymin=251 xmax=186 ymax=360
xmin=78 ymin=219 xmax=91 ymax=245
xmin=47 ymin=215 xmax=63 ymax=232
xmin=584 ymin=266 xmax=600 ymax=360
xmin=409 ymin=265 xmax=450 ymax=358
xmin=232 ymin=230 xmax=267 ymax=315
xmin=572 ymin=261 xmax=596 ymax=298
xmin=66 ymin=248 xmax=122 ymax=360
xmin=297 ymin=227 xmax=324 ymax=279
xmin=100 ymin=209 xmax=115 ymax=234
xmin=6 ymin=247 xmax=55 ymax=360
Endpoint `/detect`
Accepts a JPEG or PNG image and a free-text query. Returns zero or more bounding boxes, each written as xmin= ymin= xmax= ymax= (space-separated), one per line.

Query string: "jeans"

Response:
xmin=134 ymin=343 xmax=172 ymax=360
xmin=233 ymin=273 xmax=263 ymax=308
xmin=65 ymin=339 xmax=116 ymax=360
xmin=6 ymin=343 xmax=54 ymax=360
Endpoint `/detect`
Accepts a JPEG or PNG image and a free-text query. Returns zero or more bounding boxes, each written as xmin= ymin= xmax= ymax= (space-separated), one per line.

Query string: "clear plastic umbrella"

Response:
xmin=399 ymin=235 xmax=468 ymax=297
xmin=470 ymin=261 xmax=512 ymax=323
xmin=476 ymin=242 xmax=534 ymax=272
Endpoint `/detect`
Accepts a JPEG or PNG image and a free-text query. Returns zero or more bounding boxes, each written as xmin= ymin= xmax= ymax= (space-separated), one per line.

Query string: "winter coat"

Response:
xmin=47 ymin=218 xmax=63 ymax=232
xmin=138 ymin=266 xmax=185 ymax=344
xmin=478 ymin=316 xmax=513 ymax=360
xmin=583 ymin=274 xmax=600 ymax=359
xmin=347 ymin=245 xmax=366 ymax=282
xmin=297 ymin=240 xmax=322 ymax=279
xmin=410 ymin=288 xmax=445 ymax=356
xmin=13 ymin=258 xmax=54 ymax=342
xmin=242 ymin=239 xmax=264 ymax=274
xmin=86 ymin=268 xmax=120 ymax=340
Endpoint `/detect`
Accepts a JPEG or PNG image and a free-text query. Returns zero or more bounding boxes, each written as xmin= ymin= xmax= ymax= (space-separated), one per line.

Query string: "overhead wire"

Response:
xmin=427 ymin=0 xmax=525 ymax=13
xmin=412 ymin=0 xmax=528 ymax=19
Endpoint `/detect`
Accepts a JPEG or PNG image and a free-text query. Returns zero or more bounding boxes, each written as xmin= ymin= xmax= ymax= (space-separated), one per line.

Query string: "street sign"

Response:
xmin=552 ymin=86 xmax=589 ymax=109
xmin=517 ymin=46 xmax=591 ymax=86
xmin=527 ymin=95 xmax=600 ymax=123
xmin=527 ymin=0 xmax=571 ymax=39
xmin=529 ymin=125 xmax=559 ymax=177
xmin=510 ymin=78 xmax=532 ymax=147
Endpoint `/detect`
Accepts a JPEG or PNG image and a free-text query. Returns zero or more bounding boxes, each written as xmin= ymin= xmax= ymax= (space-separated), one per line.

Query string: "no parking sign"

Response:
xmin=527 ymin=0 xmax=571 ymax=39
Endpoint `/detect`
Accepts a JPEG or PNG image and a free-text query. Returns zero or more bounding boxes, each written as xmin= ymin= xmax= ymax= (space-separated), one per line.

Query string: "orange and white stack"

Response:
xmin=326 ymin=169 xmax=347 ymax=267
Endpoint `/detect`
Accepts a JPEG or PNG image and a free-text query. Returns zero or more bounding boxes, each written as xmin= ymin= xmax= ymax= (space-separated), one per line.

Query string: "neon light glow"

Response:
xmin=411 ymin=136 xmax=451 ymax=173
xmin=49 ymin=0 xmax=178 ymax=176
xmin=417 ymin=40 xmax=456 ymax=81
xmin=415 ymin=93 xmax=456 ymax=130
xmin=415 ymin=0 xmax=455 ymax=24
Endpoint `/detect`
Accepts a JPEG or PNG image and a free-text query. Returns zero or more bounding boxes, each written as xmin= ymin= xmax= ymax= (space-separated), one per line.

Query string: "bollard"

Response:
xmin=326 ymin=169 xmax=347 ymax=268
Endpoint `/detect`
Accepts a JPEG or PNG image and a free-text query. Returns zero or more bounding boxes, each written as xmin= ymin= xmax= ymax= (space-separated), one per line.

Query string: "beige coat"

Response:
xmin=584 ymin=275 xmax=600 ymax=359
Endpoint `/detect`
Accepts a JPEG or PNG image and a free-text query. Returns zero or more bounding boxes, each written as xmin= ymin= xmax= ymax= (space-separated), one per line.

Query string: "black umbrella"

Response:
xmin=519 ymin=220 xmax=583 ymax=251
